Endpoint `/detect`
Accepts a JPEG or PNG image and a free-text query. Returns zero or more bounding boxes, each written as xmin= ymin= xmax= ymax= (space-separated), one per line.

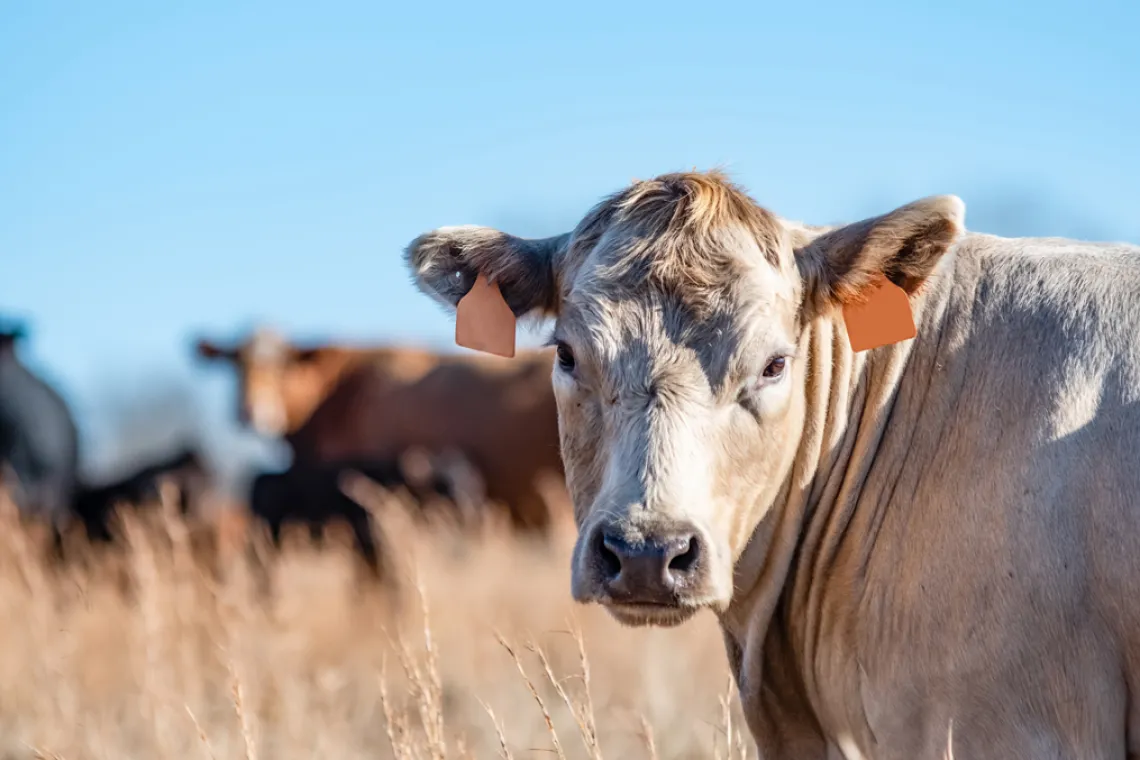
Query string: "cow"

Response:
xmin=72 ymin=442 xmax=211 ymax=543
xmin=0 ymin=321 xmax=80 ymax=540
xmin=405 ymin=170 xmax=1140 ymax=759
xmin=194 ymin=328 xmax=440 ymax=441
xmin=193 ymin=329 xmax=565 ymax=532
xmin=247 ymin=449 xmax=484 ymax=578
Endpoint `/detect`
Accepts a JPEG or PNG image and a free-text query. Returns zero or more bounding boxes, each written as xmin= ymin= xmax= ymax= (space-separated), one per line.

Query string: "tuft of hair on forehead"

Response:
xmin=567 ymin=170 xmax=787 ymax=317
xmin=243 ymin=326 xmax=291 ymax=359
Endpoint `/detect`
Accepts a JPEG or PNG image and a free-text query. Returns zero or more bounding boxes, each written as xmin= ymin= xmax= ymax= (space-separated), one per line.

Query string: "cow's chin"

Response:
xmin=600 ymin=602 xmax=701 ymax=628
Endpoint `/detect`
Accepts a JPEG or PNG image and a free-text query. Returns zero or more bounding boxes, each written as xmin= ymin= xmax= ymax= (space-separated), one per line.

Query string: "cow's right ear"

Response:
xmin=794 ymin=195 xmax=965 ymax=317
xmin=404 ymin=226 xmax=571 ymax=318
xmin=194 ymin=339 xmax=236 ymax=361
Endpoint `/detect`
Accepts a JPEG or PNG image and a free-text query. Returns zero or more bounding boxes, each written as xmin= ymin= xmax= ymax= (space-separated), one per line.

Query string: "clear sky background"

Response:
xmin=3 ymin=0 xmax=1138 ymax=485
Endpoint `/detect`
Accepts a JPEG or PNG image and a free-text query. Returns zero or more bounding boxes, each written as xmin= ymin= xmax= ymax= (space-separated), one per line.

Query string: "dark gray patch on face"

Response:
xmin=662 ymin=301 xmax=743 ymax=397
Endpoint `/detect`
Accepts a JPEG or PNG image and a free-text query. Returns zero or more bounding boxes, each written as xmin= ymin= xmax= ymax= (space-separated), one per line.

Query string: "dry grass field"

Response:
xmin=0 ymin=477 xmax=749 ymax=759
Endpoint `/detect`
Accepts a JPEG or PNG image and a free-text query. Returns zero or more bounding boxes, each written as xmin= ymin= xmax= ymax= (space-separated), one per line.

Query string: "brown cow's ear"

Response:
xmin=194 ymin=339 xmax=235 ymax=361
xmin=795 ymin=195 xmax=965 ymax=316
xmin=292 ymin=347 xmax=323 ymax=363
xmin=404 ymin=226 xmax=571 ymax=318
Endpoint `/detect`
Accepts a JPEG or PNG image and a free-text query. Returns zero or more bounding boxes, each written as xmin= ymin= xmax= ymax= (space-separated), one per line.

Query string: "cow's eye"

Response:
xmin=555 ymin=341 xmax=576 ymax=373
xmin=762 ymin=356 xmax=786 ymax=379
xmin=738 ymin=355 xmax=790 ymax=404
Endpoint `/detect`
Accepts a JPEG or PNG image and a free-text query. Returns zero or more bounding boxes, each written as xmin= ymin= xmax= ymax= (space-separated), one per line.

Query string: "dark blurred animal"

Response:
xmin=247 ymin=450 xmax=481 ymax=578
xmin=0 ymin=321 xmax=80 ymax=535
xmin=71 ymin=443 xmax=211 ymax=542
xmin=194 ymin=328 xmax=564 ymax=531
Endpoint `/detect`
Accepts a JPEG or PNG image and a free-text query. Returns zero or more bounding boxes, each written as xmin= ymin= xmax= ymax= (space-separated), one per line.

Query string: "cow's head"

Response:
xmin=406 ymin=171 xmax=964 ymax=627
xmin=0 ymin=319 xmax=28 ymax=355
xmin=193 ymin=327 xmax=326 ymax=437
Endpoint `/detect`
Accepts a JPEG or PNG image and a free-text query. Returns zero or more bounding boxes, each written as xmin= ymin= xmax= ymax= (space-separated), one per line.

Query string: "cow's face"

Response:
xmin=194 ymin=329 xmax=325 ymax=437
xmin=407 ymin=171 xmax=963 ymax=627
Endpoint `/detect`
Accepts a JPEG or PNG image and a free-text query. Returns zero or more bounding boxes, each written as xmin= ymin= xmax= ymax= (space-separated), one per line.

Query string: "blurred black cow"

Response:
xmin=72 ymin=443 xmax=211 ymax=542
xmin=248 ymin=449 xmax=485 ymax=578
xmin=0 ymin=321 xmax=80 ymax=539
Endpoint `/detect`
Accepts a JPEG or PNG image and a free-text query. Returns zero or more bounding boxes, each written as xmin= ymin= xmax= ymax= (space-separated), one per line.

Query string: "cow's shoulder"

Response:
xmin=958 ymin=232 xmax=1140 ymax=339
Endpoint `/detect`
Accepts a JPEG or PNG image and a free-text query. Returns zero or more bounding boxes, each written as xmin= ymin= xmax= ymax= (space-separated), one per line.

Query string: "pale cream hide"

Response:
xmin=405 ymin=170 xmax=1140 ymax=759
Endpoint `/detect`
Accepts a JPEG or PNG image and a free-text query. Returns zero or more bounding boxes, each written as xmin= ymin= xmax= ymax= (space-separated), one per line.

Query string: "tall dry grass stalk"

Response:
xmin=0 ymin=483 xmax=750 ymax=759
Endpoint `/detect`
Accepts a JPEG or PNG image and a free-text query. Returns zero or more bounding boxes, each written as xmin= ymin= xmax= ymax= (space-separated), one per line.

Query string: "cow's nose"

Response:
xmin=597 ymin=529 xmax=702 ymax=604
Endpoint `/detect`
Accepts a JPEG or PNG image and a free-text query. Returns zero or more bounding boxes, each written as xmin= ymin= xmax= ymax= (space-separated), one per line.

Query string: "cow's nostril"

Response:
xmin=597 ymin=530 xmax=622 ymax=579
xmin=667 ymin=535 xmax=700 ymax=573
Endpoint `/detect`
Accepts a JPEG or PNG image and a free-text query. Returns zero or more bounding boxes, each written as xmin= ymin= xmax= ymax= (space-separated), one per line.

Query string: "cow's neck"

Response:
xmin=278 ymin=349 xmax=366 ymax=436
xmin=719 ymin=253 xmax=964 ymax=746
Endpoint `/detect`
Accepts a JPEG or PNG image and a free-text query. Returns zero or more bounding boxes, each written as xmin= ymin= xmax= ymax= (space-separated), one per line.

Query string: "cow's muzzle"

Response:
xmin=572 ymin=519 xmax=714 ymax=626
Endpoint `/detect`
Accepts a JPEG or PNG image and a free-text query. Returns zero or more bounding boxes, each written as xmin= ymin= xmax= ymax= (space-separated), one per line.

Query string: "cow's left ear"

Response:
xmin=404 ymin=226 xmax=571 ymax=318
xmin=795 ymin=195 xmax=965 ymax=315
xmin=194 ymin=339 xmax=236 ymax=361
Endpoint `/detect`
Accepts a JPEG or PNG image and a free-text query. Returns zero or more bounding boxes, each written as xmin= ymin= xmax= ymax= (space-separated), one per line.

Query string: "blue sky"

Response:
xmin=2 ymin=0 xmax=1138 ymax=482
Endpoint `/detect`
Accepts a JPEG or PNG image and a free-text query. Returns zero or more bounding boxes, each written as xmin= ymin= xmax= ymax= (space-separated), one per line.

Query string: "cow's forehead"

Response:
xmin=560 ymin=259 xmax=796 ymax=396
xmin=559 ymin=173 xmax=801 ymax=388
xmin=240 ymin=328 xmax=290 ymax=364
xmin=564 ymin=212 xmax=797 ymax=332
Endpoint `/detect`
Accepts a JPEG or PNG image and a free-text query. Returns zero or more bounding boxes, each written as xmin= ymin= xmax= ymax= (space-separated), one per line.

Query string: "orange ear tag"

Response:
xmin=842 ymin=277 xmax=917 ymax=353
xmin=455 ymin=273 xmax=517 ymax=358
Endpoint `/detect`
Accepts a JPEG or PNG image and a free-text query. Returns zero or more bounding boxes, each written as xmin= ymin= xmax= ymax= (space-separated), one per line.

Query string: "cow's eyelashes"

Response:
xmin=555 ymin=340 xmax=577 ymax=373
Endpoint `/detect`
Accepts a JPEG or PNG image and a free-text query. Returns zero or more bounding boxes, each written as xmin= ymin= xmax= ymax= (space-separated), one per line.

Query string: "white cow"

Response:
xmin=406 ymin=170 xmax=1140 ymax=759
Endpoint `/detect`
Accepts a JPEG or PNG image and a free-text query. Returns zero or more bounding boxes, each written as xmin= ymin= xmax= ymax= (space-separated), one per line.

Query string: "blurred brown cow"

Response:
xmin=193 ymin=328 xmax=565 ymax=531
